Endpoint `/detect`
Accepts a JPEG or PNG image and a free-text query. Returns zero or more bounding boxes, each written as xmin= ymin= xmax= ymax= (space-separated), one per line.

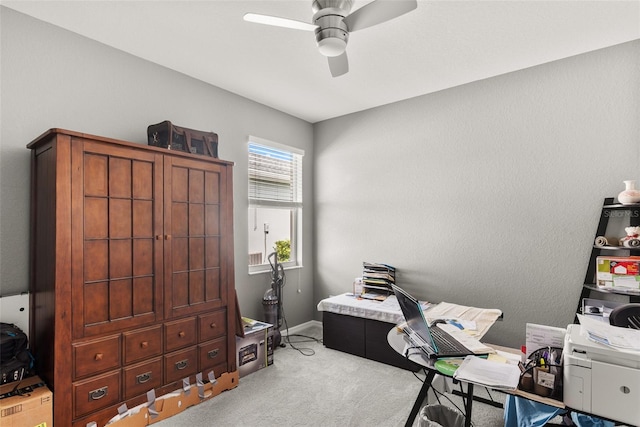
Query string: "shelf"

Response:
xmin=593 ymin=245 xmax=640 ymax=251
xmin=603 ymin=203 xmax=640 ymax=209
xmin=576 ymin=198 xmax=640 ymax=321
xmin=583 ymin=284 xmax=640 ymax=296
xmin=362 ymin=284 xmax=392 ymax=291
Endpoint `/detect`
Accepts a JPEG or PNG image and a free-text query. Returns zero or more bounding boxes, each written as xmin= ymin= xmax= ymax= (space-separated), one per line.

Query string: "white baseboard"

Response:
xmin=281 ymin=320 xmax=322 ymax=336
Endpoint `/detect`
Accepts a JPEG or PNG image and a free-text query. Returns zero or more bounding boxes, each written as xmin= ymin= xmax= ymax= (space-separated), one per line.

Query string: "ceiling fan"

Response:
xmin=244 ymin=0 xmax=418 ymax=77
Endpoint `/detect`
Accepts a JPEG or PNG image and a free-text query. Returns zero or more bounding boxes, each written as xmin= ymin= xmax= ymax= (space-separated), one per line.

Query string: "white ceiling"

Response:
xmin=3 ymin=0 xmax=639 ymax=123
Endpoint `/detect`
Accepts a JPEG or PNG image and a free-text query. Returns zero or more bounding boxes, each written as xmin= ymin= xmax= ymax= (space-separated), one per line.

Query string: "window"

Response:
xmin=248 ymin=137 xmax=303 ymax=273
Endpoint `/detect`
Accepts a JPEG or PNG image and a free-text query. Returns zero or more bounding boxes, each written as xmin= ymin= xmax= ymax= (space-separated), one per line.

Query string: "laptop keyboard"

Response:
xmin=430 ymin=326 xmax=470 ymax=354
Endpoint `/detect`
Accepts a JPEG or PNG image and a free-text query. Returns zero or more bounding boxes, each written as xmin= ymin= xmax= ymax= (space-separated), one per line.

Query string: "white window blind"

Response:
xmin=249 ymin=142 xmax=303 ymax=206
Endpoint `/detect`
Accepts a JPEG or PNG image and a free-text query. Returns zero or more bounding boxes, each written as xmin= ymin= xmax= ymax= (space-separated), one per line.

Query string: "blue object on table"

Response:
xmin=504 ymin=396 xmax=615 ymax=427
xmin=570 ymin=412 xmax=615 ymax=427
xmin=503 ymin=395 xmax=564 ymax=427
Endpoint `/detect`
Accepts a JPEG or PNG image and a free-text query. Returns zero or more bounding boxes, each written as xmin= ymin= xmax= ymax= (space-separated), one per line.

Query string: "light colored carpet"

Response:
xmin=152 ymin=323 xmax=510 ymax=427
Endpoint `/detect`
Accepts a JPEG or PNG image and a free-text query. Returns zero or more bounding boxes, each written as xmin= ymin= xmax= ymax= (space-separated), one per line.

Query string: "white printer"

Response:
xmin=563 ymin=323 xmax=640 ymax=425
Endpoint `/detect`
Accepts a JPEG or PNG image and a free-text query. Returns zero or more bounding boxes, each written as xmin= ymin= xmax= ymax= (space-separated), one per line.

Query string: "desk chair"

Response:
xmin=608 ymin=303 xmax=640 ymax=329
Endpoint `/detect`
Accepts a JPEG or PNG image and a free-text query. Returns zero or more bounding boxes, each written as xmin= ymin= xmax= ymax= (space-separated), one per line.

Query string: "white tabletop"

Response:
xmin=317 ymin=293 xmax=424 ymax=324
xmin=318 ymin=293 xmax=502 ymax=339
xmin=387 ymin=326 xmax=436 ymax=369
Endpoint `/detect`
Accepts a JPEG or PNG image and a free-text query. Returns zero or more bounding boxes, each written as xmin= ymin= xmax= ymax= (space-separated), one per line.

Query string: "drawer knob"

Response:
xmin=94 ymin=353 xmax=103 ymax=361
xmin=207 ymin=349 xmax=219 ymax=359
xmin=178 ymin=331 xmax=185 ymax=338
xmin=210 ymin=323 xmax=217 ymax=329
xmin=140 ymin=341 xmax=148 ymax=349
xmin=136 ymin=372 xmax=152 ymax=384
xmin=89 ymin=386 xmax=108 ymax=401
xmin=175 ymin=359 xmax=188 ymax=370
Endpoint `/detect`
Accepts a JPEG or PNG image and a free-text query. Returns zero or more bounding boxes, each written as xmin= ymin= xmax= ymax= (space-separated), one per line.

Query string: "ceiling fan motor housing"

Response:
xmin=312 ymin=0 xmax=353 ymax=57
xmin=311 ymin=0 xmax=353 ymax=14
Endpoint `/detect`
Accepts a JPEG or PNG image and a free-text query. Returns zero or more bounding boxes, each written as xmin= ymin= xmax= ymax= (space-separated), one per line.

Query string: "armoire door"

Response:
xmin=71 ymin=138 xmax=165 ymax=338
xmin=164 ymin=155 xmax=229 ymax=318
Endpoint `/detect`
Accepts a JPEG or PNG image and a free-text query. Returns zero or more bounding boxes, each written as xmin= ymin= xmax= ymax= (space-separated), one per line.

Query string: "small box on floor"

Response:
xmin=236 ymin=318 xmax=274 ymax=377
xmin=0 ymin=375 xmax=52 ymax=427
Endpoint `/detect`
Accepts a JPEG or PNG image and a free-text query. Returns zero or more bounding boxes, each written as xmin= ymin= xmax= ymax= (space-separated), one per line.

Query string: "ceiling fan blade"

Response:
xmin=343 ymin=0 xmax=417 ymax=32
xmin=243 ymin=13 xmax=318 ymax=31
xmin=328 ymin=53 xmax=349 ymax=77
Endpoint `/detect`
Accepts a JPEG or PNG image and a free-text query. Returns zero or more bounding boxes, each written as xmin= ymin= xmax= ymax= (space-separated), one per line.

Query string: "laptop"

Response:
xmin=392 ymin=284 xmax=488 ymax=359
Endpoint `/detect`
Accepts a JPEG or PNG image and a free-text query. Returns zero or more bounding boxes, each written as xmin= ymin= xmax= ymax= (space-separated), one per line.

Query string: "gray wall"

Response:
xmin=313 ymin=39 xmax=640 ymax=347
xmin=0 ymin=7 xmax=316 ymax=327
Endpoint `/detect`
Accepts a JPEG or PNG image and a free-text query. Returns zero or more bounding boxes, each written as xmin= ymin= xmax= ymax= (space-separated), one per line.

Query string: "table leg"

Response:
xmin=405 ymin=369 xmax=437 ymax=427
xmin=464 ymin=383 xmax=474 ymax=427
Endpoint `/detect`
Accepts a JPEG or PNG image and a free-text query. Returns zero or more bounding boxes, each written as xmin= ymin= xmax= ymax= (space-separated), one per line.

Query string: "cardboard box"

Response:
xmin=147 ymin=371 xmax=239 ymax=425
xmin=236 ymin=318 xmax=273 ymax=377
xmin=104 ymin=370 xmax=239 ymax=427
xmin=0 ymin=375 xmax=52 ymax=427
xmin=596 ymin=256 xmax=640 ymax=289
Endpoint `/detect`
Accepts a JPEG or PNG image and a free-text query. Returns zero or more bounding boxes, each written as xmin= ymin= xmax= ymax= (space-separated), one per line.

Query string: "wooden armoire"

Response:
xmin=28 ymin=129 xmax=237 ymax=427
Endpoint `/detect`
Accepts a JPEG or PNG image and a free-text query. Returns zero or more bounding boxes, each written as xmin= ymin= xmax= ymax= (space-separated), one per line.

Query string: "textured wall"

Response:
xmin=0 ymin=7 xmax=316 ymax=327
xmin=313 ymin=39 xmax=640 ymax=348
xmin=3 ymin=7 xmax=640 ymax=347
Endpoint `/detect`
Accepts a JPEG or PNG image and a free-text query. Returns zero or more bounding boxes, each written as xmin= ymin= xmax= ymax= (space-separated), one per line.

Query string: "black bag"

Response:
xmin=0 ymin=323 xmax=27 ymax=363
xmin=0 ymin=323 xmax=32 ymax=384
xmin=147 ymin=120 xmax=218 ymax=158
xmin=1 ymin=350 xmax=33 ymax=384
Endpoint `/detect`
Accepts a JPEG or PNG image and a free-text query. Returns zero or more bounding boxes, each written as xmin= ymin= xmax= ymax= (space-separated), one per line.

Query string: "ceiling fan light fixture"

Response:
xmin=318 ymin=37 xmax=347 ymax=57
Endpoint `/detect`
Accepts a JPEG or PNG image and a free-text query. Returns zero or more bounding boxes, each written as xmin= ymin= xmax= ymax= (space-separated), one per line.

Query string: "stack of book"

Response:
xmin=361 ymin=262 xmax=396 ymax=300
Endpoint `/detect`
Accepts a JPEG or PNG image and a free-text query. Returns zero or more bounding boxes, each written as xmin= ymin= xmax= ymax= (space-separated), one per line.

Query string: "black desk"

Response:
xmin=386 ymin=327 xmax=565 ymax=427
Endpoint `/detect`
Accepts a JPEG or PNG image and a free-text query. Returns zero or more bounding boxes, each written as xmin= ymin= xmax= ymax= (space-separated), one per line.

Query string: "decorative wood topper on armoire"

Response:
xmin=28 ymin=129 xmax=237 ymax=427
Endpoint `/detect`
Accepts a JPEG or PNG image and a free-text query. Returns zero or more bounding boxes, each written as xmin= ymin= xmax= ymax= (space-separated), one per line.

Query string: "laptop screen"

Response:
xmin=392 ymin=285 xmax=437 ymax=352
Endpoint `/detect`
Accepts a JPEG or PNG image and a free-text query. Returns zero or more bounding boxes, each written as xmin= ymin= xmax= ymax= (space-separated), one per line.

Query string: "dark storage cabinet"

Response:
xmin=322 ymin=312 xmax=419 ymax=371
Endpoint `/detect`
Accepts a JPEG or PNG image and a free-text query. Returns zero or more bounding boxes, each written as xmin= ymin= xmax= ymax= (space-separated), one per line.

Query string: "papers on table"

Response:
xmin=424 ymin=302 xmax=503 ymax=339
xmin=452 ymin=355 xmax=521 ymax=390
xmin=525 ymin=323 xmax=566 ymax=356
xmin=577 ymin=314 xmax=640 ymax=350
xmin=490 ymin=349 xmax=524 ymax=366
xmin=437 ymin=323 xmax=496 ymax=355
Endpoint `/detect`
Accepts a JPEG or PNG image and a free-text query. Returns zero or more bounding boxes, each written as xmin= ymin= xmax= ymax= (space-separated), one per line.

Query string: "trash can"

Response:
xmin=418 ymin=404 xmax=465 ymax=427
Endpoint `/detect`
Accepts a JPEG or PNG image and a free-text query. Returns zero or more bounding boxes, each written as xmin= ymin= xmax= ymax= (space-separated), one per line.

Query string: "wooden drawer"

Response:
xmin=165 ymin=317 xmax=197 ymax=352
xmin=124 ymin=325 xmax=163 ymax=364
xmin=73 ymin=335 xmax=121 ymax=379
xmin=198 ymin=337 xmax=227 ymax=373
xmin=73 ymin=370 xmax=121 ymax=419
xmin=198 ymin=310 xmax=227 ymax=342
xmin=164 ymin=346 xmax=198 ymax=384
xmin=123 ymin=357 xmax=163 ymax=400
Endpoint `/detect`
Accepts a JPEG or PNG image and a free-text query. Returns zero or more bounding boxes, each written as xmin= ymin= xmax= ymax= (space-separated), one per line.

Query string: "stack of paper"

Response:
xmin=577 ymin=314 xmax=640 ymax=350
xmin=424 ymin=302 xmax=503 ymax=338
xmin=452 ymin=355 xmax=521 ymax=390
xmin=438 ymin=323 xmax=496 ymax=355
xmin=361 ymin=262 xmax=396 ymax=299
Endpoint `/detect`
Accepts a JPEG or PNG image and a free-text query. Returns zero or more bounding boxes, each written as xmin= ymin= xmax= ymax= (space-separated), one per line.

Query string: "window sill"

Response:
xmin=248 ymin=264 xmax=303 ymax=276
